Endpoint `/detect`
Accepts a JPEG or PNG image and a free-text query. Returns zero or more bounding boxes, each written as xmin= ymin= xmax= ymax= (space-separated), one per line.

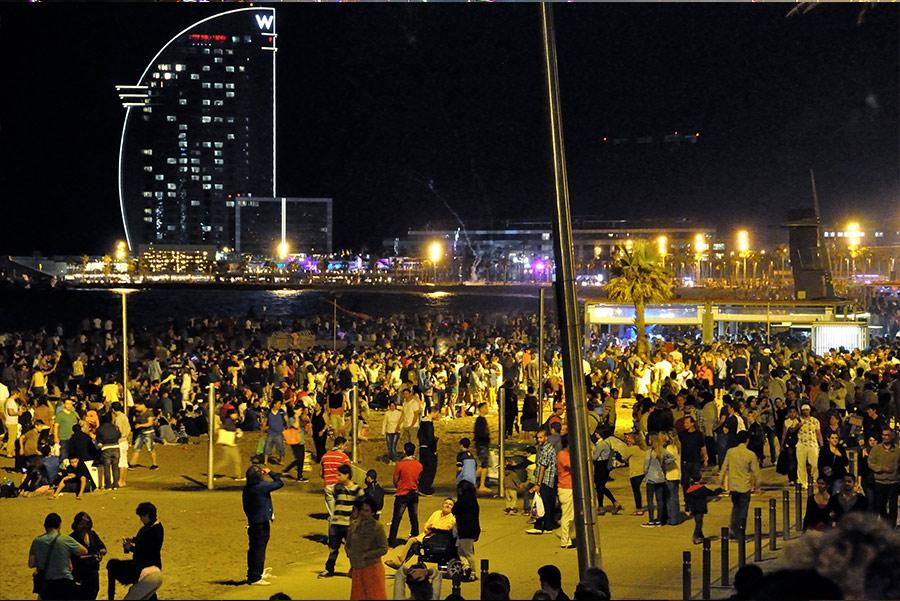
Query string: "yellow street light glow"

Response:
xmin=846 ymin=222 xmax=861 ymax=250
xmin=427 ymin=241 xmax=444 ymax=264
xmin=736 ymin=230 xmax=750 ymax=254
xmin=114 ymin=240 xmax=128 ymax=261
xmin=693 ymin=233 xmax=708 ymax=253
xmin=656 ymin=235 xmax=668 ymax=257
xmin=277 ymin=241 xmax=290 ymax=260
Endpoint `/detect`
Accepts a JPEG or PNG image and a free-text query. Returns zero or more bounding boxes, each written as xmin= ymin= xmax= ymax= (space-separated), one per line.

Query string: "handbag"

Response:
xmin=283 ymin=427 xmax=301 ymax=446
xmin=32 ymin=534 xmax=60 ymax=594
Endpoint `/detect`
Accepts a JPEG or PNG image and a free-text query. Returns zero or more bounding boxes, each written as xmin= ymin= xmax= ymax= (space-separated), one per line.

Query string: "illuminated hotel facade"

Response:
xmin=117 ymin=8 xmax=277 ymax=252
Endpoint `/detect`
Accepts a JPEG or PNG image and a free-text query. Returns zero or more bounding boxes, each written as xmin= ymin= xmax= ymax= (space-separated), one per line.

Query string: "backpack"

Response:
xmin=37 ymin=429 xmax=53 ymax=457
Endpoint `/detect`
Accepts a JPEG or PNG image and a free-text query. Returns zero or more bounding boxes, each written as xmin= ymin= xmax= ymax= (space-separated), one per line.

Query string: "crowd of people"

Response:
xmin=2 ymin=299 xmax=899 ymax=599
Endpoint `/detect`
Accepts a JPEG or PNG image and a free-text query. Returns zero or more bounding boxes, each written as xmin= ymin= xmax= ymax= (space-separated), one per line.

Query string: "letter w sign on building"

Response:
xmin=255 ymin=14 xmax=274 ymax=31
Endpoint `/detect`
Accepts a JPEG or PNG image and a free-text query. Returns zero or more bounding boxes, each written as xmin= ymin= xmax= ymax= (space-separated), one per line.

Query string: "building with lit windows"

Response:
xmin=117 ymin=7 xmax=277 ymax=252
xmin=138 ymin=245 xmax=215 ymax=277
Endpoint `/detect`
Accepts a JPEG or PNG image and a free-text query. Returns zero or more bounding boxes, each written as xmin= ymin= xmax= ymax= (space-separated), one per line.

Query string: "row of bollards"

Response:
xmin=683 ymin=484 xmax=805 ymax=600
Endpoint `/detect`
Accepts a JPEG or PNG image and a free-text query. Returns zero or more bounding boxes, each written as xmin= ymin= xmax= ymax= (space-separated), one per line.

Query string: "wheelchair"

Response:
xmin=416 ymin=530 xmax=466 ymax=579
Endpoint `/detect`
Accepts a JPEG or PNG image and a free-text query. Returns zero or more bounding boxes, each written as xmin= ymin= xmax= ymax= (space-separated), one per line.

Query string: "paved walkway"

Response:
xmin=219 ymin=465 xmax=797 ymax=600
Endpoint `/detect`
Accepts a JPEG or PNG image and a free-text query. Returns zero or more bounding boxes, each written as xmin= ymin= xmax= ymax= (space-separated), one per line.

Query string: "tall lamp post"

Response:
xmin=845 ymin=222 xmax=861 ymax=279
xmin=736 ymin=230 xmax=750 ymax=283
xmin=541 ymin=2 xmax=600 ymax=575
xmin=427 ymin=240 xmax=443 ymax=284
xmin=111 ymin=287 xmax=138 ymax=409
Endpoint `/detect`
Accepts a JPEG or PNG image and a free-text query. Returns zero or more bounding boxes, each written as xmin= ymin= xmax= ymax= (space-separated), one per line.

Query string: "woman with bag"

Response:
xmin=213 ymin=407 xmax=244 ymax=481
xmin=283 ymin=405 xmax=308 ymax=481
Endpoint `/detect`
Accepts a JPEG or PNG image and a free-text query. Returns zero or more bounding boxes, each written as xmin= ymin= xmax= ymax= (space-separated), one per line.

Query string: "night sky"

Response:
xmin=1 ymin=3 xmax=897 ymax=255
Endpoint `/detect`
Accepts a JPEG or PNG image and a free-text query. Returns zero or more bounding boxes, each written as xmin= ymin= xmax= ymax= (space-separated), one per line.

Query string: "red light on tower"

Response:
xmin=268 ymin=37 xmax=273 ymax=43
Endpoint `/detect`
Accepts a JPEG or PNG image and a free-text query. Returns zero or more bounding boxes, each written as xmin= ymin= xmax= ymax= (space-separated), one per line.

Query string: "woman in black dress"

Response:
xmin=69 ymin=511 xmax=107 ymax=600
xmin=311 ymin=402 xmax=328 ymax=463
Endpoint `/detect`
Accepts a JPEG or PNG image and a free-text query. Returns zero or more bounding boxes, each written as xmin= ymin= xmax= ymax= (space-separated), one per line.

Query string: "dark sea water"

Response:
xmin=0 ymin=286 xmax=559 ymax=332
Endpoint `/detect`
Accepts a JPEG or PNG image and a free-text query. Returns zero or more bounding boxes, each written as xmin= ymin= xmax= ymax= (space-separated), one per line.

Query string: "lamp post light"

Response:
xmin=656 ymin=235 xmax=668 ymax=268
xmin=111 ymin=288 xmax=138 ymax=410
xmin=846 ymin=222 xmax=861 ymax=279
xmin=693 ymin=233 xmax=707 ymax=282
xmin=427 ymin=241 xmax=443 ymax=283
xmin=736 ymin=230 xmax=750 ymax=283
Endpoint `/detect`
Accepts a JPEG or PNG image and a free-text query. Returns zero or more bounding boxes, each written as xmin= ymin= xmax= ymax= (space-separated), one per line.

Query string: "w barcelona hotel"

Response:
xmin=117 ymin=8 xmax=332 ymax=258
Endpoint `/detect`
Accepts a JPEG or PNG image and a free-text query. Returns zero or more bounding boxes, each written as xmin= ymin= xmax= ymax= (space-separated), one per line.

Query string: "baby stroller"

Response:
xmin=416 ymin=530 xmax=465 ymax=579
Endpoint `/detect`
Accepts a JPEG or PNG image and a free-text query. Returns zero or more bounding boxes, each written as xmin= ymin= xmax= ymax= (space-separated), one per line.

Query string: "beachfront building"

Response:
xmin=116 ymin=8 xmax=277 ymax=253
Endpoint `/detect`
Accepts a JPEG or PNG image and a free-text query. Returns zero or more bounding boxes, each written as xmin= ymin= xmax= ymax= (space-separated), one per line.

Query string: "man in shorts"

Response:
xmin=129 ymin=401 xmax=159 ymax=470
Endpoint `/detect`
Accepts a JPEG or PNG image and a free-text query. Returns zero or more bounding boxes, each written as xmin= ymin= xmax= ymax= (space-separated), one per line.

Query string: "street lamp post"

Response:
xmin=111 ymin=288 xmax=137 ymax=409
xmin=541 ymin=2 xmax=600 ymax=575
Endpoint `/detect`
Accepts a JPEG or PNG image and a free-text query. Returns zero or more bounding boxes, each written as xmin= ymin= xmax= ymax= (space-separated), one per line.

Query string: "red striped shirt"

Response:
xmin=321 ymin=449 xmax=351 ymax=485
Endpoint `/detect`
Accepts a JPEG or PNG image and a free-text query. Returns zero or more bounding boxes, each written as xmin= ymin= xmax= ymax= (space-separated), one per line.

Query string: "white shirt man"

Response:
xmin=5 ymin=392 xmax=21 ymax=458
xmin=796 ymin=404 xmax=823 ymax=489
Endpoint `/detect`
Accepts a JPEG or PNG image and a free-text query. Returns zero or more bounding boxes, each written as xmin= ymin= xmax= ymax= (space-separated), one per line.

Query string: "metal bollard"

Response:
xmin=769 ymin=498 xmax=778 ymax=551
xmin=683 ymin=551 xmax=692 ymax=601
xmin=737 ymin=528 xmax=746 ymax=568
xmin=754 ymin=508 xmax=763 ymax=562
xmin=451 ymin=572 xmax=462 ymax=598
xmin=720 ymin=527 xmax=730 ymax=587
xmin=702 ymin=537 xmax=712 ymax=600
xmin=782 ymin=489 xmax=791 ymax=540
xmin=795 ymin=483 xmax=803 ymax=532
xmin=480 ymin=559 xmax=489 ymax=598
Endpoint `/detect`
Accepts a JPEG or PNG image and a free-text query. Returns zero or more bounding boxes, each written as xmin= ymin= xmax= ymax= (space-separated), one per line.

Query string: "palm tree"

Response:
xmin=605 ymin=240 xmax=675 ymax=357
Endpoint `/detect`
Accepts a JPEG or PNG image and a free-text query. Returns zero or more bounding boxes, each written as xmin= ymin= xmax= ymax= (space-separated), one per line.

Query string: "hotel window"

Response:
xmin=166 ymin=115 xmax=176 ymax=122
xmin=203 ymin=65 xmax=211 ymax=72
xmin=202 ymin=99 xmax=211 ymax=106
xmin=214 ymin=57 xmax=223 ymax=64
xmin=214 ymin=184 xmax=223 ymax=190
xmin=191 ymin=200 xmax=201 ymax=207
xmin=167 ymin=183 xmax=176 ymax=190
xmin=190 ymin=74 xmax=200 ymax=80
xmin=202 ymin=175 xmax=212 ymax=182
xmin=178 ymin=124 xmax=188 ymax=131
xmin=178 ymin=167 xmax=188 ymax=173
xmin=143 ymin=166 xmax=153 ymax=172
xmin=225 ymin=83 xmax=235 ymax=89
xmin=201 ymin=116 xmax=212 ymax=123
xmin=214 ymin=82 xmax=224 ymax=89
xmin=238 ymin=66 xmax=245 ymax=72
xmin=191 ymin=167 xmax=200 ymax=173
xmin=167 ymin=192 xmax=176 ymax=198
xmin=202 ymin=82 xmax=211 ymax=89
xmin=226 ymin=201 xmax=235 ymax=207
xmin=225 ymin=49 xmax=234 ymax=56
xmin=214 ymin=142 xmax=223 ymax=148
xmin=191 ymin=175 xmax=199 ymax=181
xmin=226 ymin=91 xmax=235 ymax=98
xmin=142 ymin=107 xmax=152 ymax=113
xmin=214 ymin=100 xmax=224 ymax=106
xmin=227 ymin=134 xmax=235 ymax=140
xmin=142 ymin=191 xmax=153 ymax=198
xmin=225 ymin=66 xmax=235 ymax=73
xmin=166 ymin=158 xmax=177 ymax=164
xmin=155 ymin=174 xmax=164 ymax=181
xmin=175 ymin=64 xmax=186 ymax=72
xmin=203 ymin=184 xmax=212 ymax=190
xmin=214 ymin=48 xmax=223 ymax=55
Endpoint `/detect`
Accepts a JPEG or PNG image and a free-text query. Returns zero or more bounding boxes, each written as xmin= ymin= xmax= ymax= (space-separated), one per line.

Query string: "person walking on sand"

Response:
xmin=347 ymin=497 xmax=388 ymax=600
